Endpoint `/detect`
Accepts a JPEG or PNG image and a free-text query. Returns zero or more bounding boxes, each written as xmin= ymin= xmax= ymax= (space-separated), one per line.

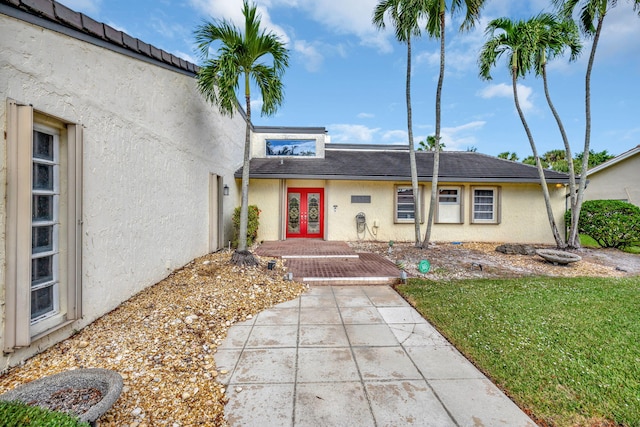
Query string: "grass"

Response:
xmin=0 ymin=401 xmax=90 ymax=427
xmin=579 ymin=234 xmax=601 ymax=248
xmin=579 ymin=234 xmax=640 ymax=254
xmin=397 ymin=277 xmax=640 ymax=427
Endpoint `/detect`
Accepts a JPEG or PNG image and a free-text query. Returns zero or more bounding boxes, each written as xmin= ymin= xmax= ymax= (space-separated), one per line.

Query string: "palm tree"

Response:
xmin=498 ymin=151 xmax=519 ymax=161
xmin=194 ymin=1 xmax=289 ymax=265
xmin=421 ymin=0 xmax=486 ymax=248
xmin=553 ymin=0 xmax=640 ymax=247
xmin=417 ymin=135 xmax=445 ymax=151
xmin=529 ymin=13 xmax=581 ymax=246
xmin=479 ymin=15 xmax=565 ymax=247
xmin=373 ymin=0 xmax=431 ymax=246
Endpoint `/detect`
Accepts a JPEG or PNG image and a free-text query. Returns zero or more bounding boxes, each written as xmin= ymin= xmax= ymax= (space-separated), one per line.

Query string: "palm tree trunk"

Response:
xmin=512 ymin=70 xmax=565 ymax=248
xmin=542 ymin=64 xmax=577 ymax=246
xmin=422 ymin=10 xmax=445 ymax=248
xmin=406 ymin=37 xmax=421 ymax=246
xmin=569 ymin=16 xmax=604 ymax=248
xmin=232 ymin=73 xmax=258 ymax=266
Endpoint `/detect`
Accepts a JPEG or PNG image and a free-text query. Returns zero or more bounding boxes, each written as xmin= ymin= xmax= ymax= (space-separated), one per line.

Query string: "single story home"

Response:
xmin=585 ymin=145 xmax=640 ymax=207
xmin=1 ymin=0 xmax=571 ymax=370
xmin=241 ymin=128 xmax=570 ymax=244
xmin=1 ymin=0 xmax=245 ymax=369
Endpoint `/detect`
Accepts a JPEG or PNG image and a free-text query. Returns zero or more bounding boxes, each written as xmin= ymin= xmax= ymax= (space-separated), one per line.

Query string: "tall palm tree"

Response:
xmin=531 ymin=14 xmax=581 ymax=245
xmin=553 ymin=0 xmax=640 ymax=247
xmin=373 ymin=0 xmax=431 ymax=246
xmin=479 ymin=15 xmax=565 ymax=247
xmin=421 ymin=0 xmax=486 ymax=248
xmin=195 ymin=1 xmax=289 ymax=265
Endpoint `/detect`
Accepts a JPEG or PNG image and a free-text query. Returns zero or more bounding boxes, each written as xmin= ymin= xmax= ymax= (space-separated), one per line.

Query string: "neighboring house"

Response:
xmin=1 ymin=1 xmax=245 ymax=369
xmin=241 ymin=128 xmax=570 ymax=244
xmin=585 ymin=145 xmax=640 ymax=207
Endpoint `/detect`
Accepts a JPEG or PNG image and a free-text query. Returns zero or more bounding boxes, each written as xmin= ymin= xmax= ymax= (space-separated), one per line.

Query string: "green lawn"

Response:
xmin=397 ymin=277 xmax=640 ymax=427
xmin=579 ymin=234 xmax=640 ymax=254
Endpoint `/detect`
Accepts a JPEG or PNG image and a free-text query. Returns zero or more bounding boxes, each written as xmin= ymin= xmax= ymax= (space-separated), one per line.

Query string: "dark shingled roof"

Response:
xmin=0 ymin=0 xmax=198 ymax=75
xmin=236 ymin=145 xmax=571 ymax=184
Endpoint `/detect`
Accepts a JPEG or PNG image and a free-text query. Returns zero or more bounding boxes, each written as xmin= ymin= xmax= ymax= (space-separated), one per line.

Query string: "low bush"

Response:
xmin=567 ymin=200 xmax=640 ymax=248
xmin=232 ymin=205 xmax=261 ymax=248
xmin=0 ymin=400 xmax=90 ymax=427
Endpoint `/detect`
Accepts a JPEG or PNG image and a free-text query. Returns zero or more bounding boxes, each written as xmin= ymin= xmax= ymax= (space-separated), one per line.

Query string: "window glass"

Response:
xmin=31 ymin=256 xmax=53 ymax=285
xmin=31 ymin=127 xmax=59 ymax=323
xmin=32 ymin=195 xmax=54 ymax=221
xmin=33 ymin=131 xmax=54 ymax=160
xmin=266 ymin=139 xmax=316 ymax=156
xmin=33 ymin=163 xmax=54 ymax=190
xmin=439 ymin=188 xmax=459 ymax=204
xmin=396 ymin=187 xmax=416 ymax=221
xmin=473 ymin=189 xmax=495 ymax=221
xmin=32 ymin=226 xmax=53 ymax=254
xmin=31 ymin=285 xmax=54 ymax=320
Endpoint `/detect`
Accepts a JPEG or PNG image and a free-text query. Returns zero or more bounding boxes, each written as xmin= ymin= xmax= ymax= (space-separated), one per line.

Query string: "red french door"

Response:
xmin=286 ymin=188 xmax=324 ymax=238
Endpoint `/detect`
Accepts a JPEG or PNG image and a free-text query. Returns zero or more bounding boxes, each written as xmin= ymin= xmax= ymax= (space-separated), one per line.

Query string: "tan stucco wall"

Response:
xmin=250 ymin=179 xmax=567 ymax=245
xmin=0 ymin=14 xmax=245 ymax=368
xmin=585 ymin=155 xmax=640 ymax=207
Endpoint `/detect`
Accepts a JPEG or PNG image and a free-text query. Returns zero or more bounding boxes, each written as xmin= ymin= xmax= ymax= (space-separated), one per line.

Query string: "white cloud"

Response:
xmin=597 ymin=5 xmax=640 ymax=59
xmin=357 ymin=112 xmax=374 ymax=119
xmin=189 ymin=0 xmax=290 ymax=45
xmin=327 ymin=124 xmax=381 ymax=144
xmin=175 ymin=51 xmax=198 ymax=64
xmin=250 ymin=98 xmax=264 ymax=113
xmin=293 ymin=40 xmax=324 ymax=72
xmin=478 ymin=82 xmax=534 ymax=112
xmin=291 ymin=0 xmax=392 ymax=52
xmin=58 ymin=0 xmax=101 ymax=15
xmin=381 ymin=129 xmax=407 ymax=145
xmin=440 ymin=121 xmax=486 ymax=150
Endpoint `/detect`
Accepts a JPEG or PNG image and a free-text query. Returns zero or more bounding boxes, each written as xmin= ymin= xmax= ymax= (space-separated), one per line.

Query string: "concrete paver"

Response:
xmin=216 ymin=286 xmax=537 ymax=427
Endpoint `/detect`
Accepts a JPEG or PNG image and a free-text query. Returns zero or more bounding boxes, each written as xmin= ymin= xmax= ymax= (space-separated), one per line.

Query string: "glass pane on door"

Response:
xmin=288 ymin=193 xmax=301 ymax=234
xmin=307 ymin=192 xmax=320 ymax=234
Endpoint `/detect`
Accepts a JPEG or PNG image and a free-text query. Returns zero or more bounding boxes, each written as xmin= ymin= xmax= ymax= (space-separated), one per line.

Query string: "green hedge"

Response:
xmin=232 ymin=205 xmax=261 ymax=248
xmin=0 ymin=400 xmax=90 ymax=427
xmin=566 ymin=200 xmax=640 ymax=248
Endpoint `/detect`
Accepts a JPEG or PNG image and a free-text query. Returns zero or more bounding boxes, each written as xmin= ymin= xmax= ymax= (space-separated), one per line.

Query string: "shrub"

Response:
xmin=232 ymin=205 xmax=261 ymax=248
xmin=566 ymin=200 xmax=640 ymax=248
xmin=0 ymin=400 xmax=90 ymax=427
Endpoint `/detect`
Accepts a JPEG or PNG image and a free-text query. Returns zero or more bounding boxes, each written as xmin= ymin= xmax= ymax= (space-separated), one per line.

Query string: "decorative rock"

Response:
xmin=495 ymin=244 xmax=536 ymax=255
xmin=536 ymin=249 xmax=582 ymax=265
xmin=78 ymin=341 xmax=90 ymax=348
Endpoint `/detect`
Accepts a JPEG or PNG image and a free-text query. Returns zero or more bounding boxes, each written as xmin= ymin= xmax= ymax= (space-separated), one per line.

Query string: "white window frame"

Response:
xmin=4 ymin=99 xmax=83 ymax=351
xmin=471 ymin=186 xmax=501 ymax=224
xmin=436 ymin=186 xmax=464 ymax=224
xmin=394 ymin=185 xmax=424 ymax=224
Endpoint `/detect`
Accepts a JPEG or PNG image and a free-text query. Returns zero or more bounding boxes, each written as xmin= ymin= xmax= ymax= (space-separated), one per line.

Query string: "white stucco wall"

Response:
xmin=585 ymin=155 xmax=640 ymax=207
xmin=0 ymin=14 xmax=245 ymax=367
xmin=250 ymin=179 xmax=567 ymax=244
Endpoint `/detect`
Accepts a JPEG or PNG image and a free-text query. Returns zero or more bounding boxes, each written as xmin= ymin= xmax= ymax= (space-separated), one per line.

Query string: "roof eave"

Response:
xmin=236 ymin=172 xmax=570 ymax=184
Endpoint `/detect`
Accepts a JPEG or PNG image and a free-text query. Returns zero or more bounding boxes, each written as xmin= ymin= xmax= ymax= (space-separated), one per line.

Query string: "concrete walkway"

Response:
xmin=215 ymin=286 xmax=536 ymax=427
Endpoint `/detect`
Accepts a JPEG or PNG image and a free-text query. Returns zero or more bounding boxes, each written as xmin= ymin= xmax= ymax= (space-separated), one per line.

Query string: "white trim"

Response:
xmin=587 ymin=145 xmax=640 ymax=175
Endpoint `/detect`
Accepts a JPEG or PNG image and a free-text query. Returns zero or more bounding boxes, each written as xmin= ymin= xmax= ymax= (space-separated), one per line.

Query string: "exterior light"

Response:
xmin=223 ymin=184 xmax=229 ymax=196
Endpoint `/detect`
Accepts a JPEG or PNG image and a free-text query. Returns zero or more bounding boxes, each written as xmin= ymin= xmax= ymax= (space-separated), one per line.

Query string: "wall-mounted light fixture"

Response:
xmin=223 ymin=184 xmax=229 ymax=196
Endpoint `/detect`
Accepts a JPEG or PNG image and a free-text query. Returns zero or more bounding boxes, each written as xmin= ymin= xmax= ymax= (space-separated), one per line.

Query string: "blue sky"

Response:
xmin=61 ymin=0 xmax=639 ymax=158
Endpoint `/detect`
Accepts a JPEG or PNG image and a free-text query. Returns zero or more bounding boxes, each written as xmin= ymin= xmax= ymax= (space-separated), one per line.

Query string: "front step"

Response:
xmin=284 ymin=253 xmax=402 ymax=286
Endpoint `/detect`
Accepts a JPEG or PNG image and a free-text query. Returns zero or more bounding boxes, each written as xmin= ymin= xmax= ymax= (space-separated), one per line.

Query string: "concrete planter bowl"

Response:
xmin=536 ymin=249 xmax=582 ymax=265
xmin=0 ymin=368 xmax=123 ymax=426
